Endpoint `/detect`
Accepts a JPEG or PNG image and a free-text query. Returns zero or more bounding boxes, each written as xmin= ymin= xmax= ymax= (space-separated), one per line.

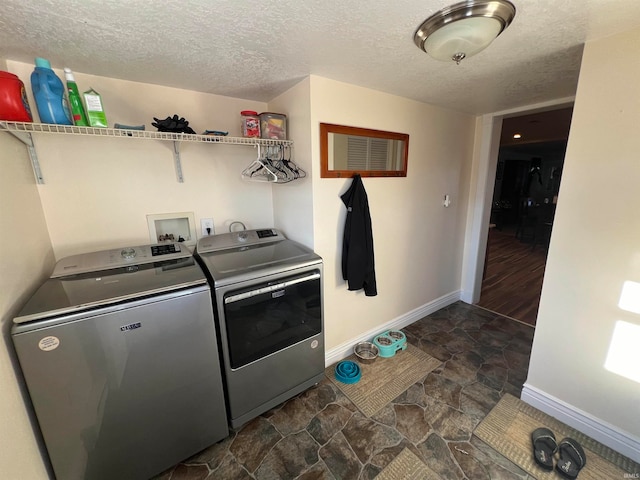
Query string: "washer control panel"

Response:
xmin=150 ymin=244 xmax=182 ymax=256
xmin=256 ymin=229 xmax=278 ymax=239
xmin=52 ymin=243 xmax=189 ymax=278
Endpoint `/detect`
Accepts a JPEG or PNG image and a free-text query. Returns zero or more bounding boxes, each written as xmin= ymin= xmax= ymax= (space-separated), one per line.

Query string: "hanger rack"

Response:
xmin=241 ymin=144 xmax=306 ymax=184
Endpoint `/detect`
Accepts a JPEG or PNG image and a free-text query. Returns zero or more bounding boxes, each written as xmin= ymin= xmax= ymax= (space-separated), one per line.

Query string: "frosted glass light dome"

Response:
xmin=424 ymin=16 xmax=503 ymax=62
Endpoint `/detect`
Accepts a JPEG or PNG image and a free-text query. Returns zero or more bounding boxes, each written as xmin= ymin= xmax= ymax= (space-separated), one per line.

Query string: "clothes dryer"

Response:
xmin=195 ymin=229 xmax=324 ymax=428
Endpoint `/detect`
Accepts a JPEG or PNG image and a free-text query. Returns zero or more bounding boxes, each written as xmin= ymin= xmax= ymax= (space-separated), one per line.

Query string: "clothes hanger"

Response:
xmin=266 ymin=145 xmax=295 ymax=183
xmin=282 ymin=144 xmax=306 ymax=179
xmin=241 ymin=145 xmax=278 ymax=182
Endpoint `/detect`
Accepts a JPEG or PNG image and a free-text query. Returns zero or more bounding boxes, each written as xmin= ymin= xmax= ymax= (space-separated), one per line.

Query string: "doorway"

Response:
xmin=476 ymin=108 xmax=572 ymax=326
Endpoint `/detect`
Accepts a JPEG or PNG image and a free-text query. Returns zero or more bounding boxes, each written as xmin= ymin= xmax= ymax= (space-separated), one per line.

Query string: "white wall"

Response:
xmin=526 ymin=27 xmax=640 ymax=456
xmin=268 ymin=77 xmax=315 ymax=248
xmin=460 ymin=115 xmax=502 ymax=303
xmin=308 ymin=76 xmax=475 ymax=351
xmin=0 ymin=129 xmax=53 ymax=477
xmin=7 ymin=60 xmax=276 ymax=259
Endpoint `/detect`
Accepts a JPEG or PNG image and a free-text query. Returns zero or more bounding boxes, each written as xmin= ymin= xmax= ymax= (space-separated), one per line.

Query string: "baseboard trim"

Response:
xmin=459 ymin=289 xmax=474 ymax=304
xmin=324 ymin=290 xmax=461 ymax=367
xmin=521 ymin=383 xmax=640 ymax=463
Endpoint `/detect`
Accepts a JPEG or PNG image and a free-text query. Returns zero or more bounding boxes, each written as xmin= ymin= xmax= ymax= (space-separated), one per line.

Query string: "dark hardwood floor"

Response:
xmin=477 ymin=226 xmax=547 ymax=326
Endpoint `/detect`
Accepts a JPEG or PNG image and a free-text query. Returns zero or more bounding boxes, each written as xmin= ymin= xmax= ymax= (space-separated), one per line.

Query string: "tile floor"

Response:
xmin=154 ymin=301 xmax=536 ymax=479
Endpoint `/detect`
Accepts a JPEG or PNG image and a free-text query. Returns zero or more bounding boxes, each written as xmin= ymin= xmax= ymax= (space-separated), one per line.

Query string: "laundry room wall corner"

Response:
xmin=0 ymin=130 xmax=53 ymax=479
xmin=6 ymin=60 xmax=275 ymax=260
xmin=269 ymin=77 xmax=315 ymax=248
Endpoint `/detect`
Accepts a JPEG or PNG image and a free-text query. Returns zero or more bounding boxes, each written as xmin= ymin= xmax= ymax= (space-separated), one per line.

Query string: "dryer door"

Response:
xmin=223 ymin=270 xmax=322 ymax=369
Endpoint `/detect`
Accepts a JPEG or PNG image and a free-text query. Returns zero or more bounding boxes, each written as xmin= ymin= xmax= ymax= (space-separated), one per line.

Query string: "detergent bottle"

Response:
xmin=63 ymin=68 xmax=88 ymax=126
xmin=0 ymin=71 xmax=33 ymax=122
xmin=30 ymin=57 xmax=72 ymax=125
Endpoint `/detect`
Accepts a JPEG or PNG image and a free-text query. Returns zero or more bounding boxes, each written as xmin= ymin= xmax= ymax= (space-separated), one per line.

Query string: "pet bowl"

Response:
xmin=354 ymin=341 xmax=379 ymax=364
xmin=334 ymin=361 xmax=361 ymax=384
xmin=373 ymin=330 xmax=407 ymax=358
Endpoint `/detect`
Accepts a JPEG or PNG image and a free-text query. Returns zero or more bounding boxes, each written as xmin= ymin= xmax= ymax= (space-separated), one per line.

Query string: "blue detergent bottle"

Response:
xmin=30 ymin=57 xmax=72 ymax=125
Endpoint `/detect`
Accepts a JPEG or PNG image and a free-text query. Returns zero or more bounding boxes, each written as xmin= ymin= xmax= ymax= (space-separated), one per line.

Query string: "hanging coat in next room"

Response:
xmin=340 ymin=174 xmax=377 ymax=296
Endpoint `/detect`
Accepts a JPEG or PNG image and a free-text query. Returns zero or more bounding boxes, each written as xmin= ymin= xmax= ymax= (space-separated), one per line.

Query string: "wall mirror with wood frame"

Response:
xmin=320 ymin=123 xmax=409 ymax=178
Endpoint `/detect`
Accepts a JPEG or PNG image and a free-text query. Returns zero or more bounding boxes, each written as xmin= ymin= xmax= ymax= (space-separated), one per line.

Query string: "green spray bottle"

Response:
xmin=63 ymin=68 xmax=88 ymax=126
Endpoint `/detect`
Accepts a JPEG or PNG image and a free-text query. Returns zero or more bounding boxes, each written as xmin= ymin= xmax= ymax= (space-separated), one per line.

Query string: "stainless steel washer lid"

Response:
xmin=195 ymin=229 xmax=322 ymax=286
xmin=14 ymin=243 xmax=207 ymax=324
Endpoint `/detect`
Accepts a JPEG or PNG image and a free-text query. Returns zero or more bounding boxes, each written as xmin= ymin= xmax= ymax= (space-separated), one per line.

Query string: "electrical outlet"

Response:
xmin=201 ymin=218 xmax=214 ymax=236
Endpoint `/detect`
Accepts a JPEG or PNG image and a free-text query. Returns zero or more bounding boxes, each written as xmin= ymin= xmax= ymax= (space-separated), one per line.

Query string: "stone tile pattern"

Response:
xmin=152 ymin=302 xmax=536 ymax=480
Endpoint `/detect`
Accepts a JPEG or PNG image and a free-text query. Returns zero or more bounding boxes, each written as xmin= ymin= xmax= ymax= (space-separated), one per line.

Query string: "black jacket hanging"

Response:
xmin=341 ymin=174 xmax=377 ymax=296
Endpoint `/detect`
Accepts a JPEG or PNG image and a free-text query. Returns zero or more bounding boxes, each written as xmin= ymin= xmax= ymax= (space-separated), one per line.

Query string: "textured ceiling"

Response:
xmin=2 ymin=0 xmax=640 ymax=114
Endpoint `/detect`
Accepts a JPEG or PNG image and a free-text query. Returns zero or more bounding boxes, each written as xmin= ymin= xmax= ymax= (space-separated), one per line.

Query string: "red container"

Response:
xmin=0 ymin=71 xmax=33 ymax=122
xmin=241 ymin=110 xmax=260 ymax=137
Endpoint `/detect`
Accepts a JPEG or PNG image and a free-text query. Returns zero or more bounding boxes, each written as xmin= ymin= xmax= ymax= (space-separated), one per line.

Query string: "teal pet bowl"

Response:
xmin=334 ymin=360 xmax=361 ymax=384
xmin=373 ymin=330 xmax=407 ymax=358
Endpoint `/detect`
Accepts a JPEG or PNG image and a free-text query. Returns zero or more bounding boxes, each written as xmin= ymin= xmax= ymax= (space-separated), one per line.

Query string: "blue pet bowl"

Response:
xmin=334 ymin=360 xmax=361 ymax=384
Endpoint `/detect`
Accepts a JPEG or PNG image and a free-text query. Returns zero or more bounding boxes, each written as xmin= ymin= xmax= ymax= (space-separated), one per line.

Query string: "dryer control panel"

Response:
xmin=51 ymin=243 xmax=190 ymax=278
xmin=196 ymin=229 xmax=285 ymax=253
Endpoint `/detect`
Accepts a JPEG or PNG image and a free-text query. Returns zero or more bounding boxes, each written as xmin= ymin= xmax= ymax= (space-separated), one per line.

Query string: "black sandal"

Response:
xmin=556 ymin=437 xmax=587 ymax=478
xmin=531 ymin=427 xmax=558 ymax=470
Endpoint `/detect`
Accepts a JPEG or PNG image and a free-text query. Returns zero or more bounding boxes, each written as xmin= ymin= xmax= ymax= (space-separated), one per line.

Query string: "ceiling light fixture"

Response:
xmin=513 ymin=133 xmax=522 ymax=139
xmin=414 ymin=0 xmax=516 ymax=65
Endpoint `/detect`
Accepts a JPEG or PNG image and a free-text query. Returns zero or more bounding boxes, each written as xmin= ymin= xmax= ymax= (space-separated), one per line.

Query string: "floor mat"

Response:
xmin=325 ymin=343 xmax=441 ymax=417
xmin=376 ymin=448 xmax=441 ymax=480
xmin=474 ymin=393 xmax=640 ymax=479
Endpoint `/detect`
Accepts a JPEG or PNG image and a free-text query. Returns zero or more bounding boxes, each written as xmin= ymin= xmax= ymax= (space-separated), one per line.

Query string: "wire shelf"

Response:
xmin=0 ymin=121 xmax=293 ymax=146
xmin=1 ymin=121 xmax=295 ymax=184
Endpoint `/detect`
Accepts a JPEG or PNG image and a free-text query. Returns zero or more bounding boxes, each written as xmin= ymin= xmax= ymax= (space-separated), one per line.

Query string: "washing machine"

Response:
xmin=12 ymin=242 xmax=228 ymax=480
